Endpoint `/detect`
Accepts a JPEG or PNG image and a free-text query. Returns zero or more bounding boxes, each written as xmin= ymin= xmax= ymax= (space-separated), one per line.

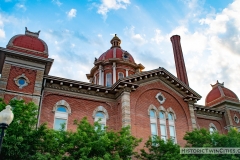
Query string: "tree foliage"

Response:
xmin=0 ymin=99 xmax=141 ymax=160
xmin=183 ymin=128 xmax=240 ymax=160
xmin=137 ymin=136 xmax=182 ymax=160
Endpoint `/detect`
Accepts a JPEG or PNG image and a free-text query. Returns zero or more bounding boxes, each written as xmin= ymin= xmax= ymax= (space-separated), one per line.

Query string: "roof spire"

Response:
xmin=110 ymin=34 xmax=121 ymax=48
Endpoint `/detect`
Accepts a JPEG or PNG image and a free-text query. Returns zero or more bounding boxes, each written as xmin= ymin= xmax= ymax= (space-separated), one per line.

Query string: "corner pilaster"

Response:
xmin=189 ymin=103 xmax=197 ymax=130
xmin=121 ymin=91 xmax=131 ymax=127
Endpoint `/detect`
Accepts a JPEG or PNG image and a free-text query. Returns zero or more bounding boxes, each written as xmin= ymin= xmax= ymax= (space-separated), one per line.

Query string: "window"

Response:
xmin=159 ymin=110 xmax=167 ymax=141
xmin=209 ymin=127 xmax=216 ymax=134
xmin=159 ymin=111 xmax=165 ymax=119
xmin=155 ymin=92 xmax=166 ymax=104
xmin=234 ymin=115 xmax=239 ymax=124
xmin=118 ymin=72 xmax=124 ymax=80
xmin=169 ymin=126 xmax=176 ymax=142
xmin=106 ymin=73 xmax=112 ymax=87
xmin=54 ymin=105 xmax=68 ymax=130
xmin=150 ymin=109 xmax=158 ymax=137
xmin=160 ymin=124 xmax=166 ymax=141
xmin=95 ymin=111 xmax=106 ymax=130
xmin=209 ymin=123 xmax=217 ymax=134
xmin=14 ymin=73 xmax=30 ymax=89
xmin=168 ymin=113 xmax=176 ymax=143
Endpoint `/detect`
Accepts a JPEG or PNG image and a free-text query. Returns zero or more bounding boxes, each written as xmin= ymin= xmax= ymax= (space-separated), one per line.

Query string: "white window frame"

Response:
xmin=168 ymin=112 xmax=176 ymax=143
xmin=94 ymin=111 xmax=106 ymax=130
xmin=209 ymin=123 xmax=217 ymax=134
xmin=52 ymin=100 xmax=71 ymax=131
xmin=93 ymin=106 xmax=109 ymax=130
xmin=150 ymin=109 xmax=158 ymax=137
xmin=54 ymin=105 xmax=68 ymax=131
xmin=148 ymin=105 xmax=158 ymax=138
xmin=159 ymin=106 xmax=167 ymax=141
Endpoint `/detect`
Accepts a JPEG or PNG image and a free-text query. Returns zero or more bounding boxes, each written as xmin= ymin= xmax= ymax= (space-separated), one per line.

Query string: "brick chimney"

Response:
xmin=170 ymin=35 xmax=189 ymax=86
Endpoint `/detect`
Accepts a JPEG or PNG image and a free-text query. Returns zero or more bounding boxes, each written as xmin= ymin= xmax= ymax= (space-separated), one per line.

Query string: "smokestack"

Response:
xmin=170 ymin=35 xmax=189 ymax=86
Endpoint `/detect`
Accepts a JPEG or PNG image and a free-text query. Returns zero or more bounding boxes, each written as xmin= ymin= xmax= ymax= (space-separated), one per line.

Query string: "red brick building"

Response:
xmin=0 ymin=28 xmax=239 ymax=147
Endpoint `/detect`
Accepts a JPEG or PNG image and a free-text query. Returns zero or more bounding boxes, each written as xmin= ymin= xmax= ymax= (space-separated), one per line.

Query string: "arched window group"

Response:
xmin=53 ymin=100 xmax=109 ymax=131
xmin=149 ymin=105 xmax=177 ymax=143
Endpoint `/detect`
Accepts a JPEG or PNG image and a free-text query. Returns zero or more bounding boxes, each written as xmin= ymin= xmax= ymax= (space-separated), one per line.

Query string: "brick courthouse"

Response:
xmin=0 ymin=28 xmax=239 ymax=148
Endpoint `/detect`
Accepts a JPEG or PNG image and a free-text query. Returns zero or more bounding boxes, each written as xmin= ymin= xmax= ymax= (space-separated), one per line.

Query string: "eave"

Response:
xmin=0 ymin=47 xmax=53 ymax=75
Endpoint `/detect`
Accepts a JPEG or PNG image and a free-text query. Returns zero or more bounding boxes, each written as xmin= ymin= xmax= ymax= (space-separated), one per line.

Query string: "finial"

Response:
xmin=115 ymin=34 xmax=117 ymax=37
xmin=211 ymin=80 xmax=224 ymax=88
xmin=25 ymin=27 xmax=40 ymax=38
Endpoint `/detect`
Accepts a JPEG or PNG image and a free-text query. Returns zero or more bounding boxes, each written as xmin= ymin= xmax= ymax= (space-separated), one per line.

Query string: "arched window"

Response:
xmin=209 ymin=123 xmax=217 ymax=134
xmin=106 ymin=73 xmax=112 ymax=87
xmin=54 ymin=105 xmax=68 ymax=130
xmin=168 ymin=112 xmax=176 ymax=143
xmin=159 ymin=109 xmax=167 ymax=141
xmin=93 ymin=106 xmax=109 ymax=130
xmin=53 ymin=100 xmax=71 ymax=131
xmin=118 ymin=72 xmax=124 ymax=80
xmin=150 ymin=109 xmax=158 ymax=137
xmin=95 ymin=111 xmax=106 ymax=130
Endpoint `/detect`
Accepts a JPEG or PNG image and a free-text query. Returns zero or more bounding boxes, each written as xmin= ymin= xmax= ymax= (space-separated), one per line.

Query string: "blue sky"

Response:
xmin=0 ymin=0 xmax=240 ymax=105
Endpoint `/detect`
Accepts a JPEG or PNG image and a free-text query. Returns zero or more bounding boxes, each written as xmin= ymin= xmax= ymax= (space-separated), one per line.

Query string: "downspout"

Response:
xmin=37 ymin=78 xmax=46 ymax=128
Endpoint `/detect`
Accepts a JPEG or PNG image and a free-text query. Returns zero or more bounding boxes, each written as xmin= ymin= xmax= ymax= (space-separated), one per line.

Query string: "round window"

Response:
xmin=18 ymin=78 xmax=26 ymax=86
xmin=158 ymin=95 xmax=163 ymax=101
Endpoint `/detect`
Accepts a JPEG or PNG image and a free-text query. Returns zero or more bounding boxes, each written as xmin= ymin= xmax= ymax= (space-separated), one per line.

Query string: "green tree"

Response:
xmin=137 ymin=136 xmax=182 ymax=160
xmin=64 ymin=118 xmax=141 ymax=160
xmin=183 ymin=128 xmax=240 ymax=160
xmin=0 ymin=99 xmax=141 ymax=160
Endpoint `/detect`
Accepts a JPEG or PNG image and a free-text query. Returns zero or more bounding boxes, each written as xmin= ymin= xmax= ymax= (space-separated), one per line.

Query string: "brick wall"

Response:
xmin=6 ymin=66 xmax=37 ymax=94
xmin=197 ymin=117 xmax=227 ymax=134
xmin=130 ymin=80 xmax=192 ymax=148
xmin=229 ymin=110 xmax=240 ymax=126
xmin=40 ymin=91 xmax=120 ymax=131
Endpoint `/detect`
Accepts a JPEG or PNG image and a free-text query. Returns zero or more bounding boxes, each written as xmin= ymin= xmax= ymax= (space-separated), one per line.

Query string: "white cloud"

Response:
xmin=167 ymin=0 xmax=240 ymax=105
xmin=97 ymin=0 xmax=130 ymax=17
xmin=151 ymin=29 xmax=164 ymax=44
xmin=0 ymin=16 xmax=5 ymax=38
xmin=124 ymin=26 xmax=147 ymax=46
xmin=0 ymin=29 xmax=5 ymax=38
xmin=16 ymin=3 xmax=27 ymax=11
xmin=67 ymin=9 xmax=77 ymax=19
xmin=52 ymin=0 xmax=62 ymax=6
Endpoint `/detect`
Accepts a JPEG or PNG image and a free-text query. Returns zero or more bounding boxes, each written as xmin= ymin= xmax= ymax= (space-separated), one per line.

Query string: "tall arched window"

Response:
xmin=150 ymin=109 xmax=158 ymax=137
xmin=106 ymin=73 xmax=112 ymax=87
xmin=168 ymin=112 xmax=176 ymax=143
xmin=93 ymin=106 xmax=109 ymax=130
xmin=94 ymin=111 xmax=106 ymax=130
xmin=159 ymin=110 xmax=167 ymax=141
xmin=54 ymin=106 xmax=68 ymax=130
xmin=53 ymin=100 xmax=71 ymax=131
xmin=118 ymin=72 xmax=124 ymax=80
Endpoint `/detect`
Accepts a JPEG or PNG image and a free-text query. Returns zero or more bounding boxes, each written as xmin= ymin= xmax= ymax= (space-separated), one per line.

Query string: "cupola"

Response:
xmin=205 ymin=81 xmax=239 ymax=107
xmin=6 ymin=27 xmax=48 ymax=58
